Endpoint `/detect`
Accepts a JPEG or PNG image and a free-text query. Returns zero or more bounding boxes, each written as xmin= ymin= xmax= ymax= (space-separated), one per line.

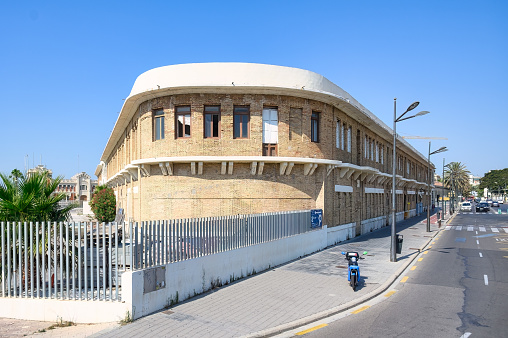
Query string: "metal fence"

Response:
xmin=0 ymin=210 xmax=313 ymax=302
xmin=0 ymin=221 xmax=126 ymax=302
xmin=130 ymin=210 xmax=312 ymax=269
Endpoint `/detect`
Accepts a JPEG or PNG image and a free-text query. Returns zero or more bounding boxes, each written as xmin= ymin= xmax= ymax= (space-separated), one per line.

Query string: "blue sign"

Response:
xmin=311 ymin=209 xmax=323 ymax=228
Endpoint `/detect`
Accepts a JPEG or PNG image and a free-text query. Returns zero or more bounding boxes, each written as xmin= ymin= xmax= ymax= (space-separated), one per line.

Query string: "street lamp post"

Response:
xmin=391 ymin=98 xmax=429 ymax=262
xmin=427 ymin=142 xmax=448 ymax=232
xmin=442 ymin=158 xmax=446 ymax=221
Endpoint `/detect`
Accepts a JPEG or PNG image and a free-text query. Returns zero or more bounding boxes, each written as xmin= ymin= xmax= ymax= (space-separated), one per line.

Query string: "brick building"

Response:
xmin=95 ymin=63 xmax=434 ymax=233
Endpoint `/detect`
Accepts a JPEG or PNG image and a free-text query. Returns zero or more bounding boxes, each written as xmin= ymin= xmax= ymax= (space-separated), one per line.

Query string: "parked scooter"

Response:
xmin=341 ymin=251 xmax=367 ymax=291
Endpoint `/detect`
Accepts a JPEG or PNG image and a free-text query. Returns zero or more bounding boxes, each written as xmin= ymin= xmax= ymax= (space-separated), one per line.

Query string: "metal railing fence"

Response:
xmin=130 ymin=210 xmax=312 ymax=269
xmin=0 ymin=209 xmax=313 ymax=302
xmin=0 ymin=221 xmax=126 ymax=301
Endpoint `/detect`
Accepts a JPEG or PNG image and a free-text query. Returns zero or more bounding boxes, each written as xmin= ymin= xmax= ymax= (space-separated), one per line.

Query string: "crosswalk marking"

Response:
xmin=457 ymin=212 xmax=508 ymax=215
xmin=445 ymin=226 xmax=502 ymax=233
xmin=504 ymin=228 xmax=508 ymax=233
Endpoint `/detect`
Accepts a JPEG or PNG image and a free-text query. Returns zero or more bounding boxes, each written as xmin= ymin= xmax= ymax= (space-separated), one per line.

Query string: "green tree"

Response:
xmin=0 ymin=171 xmax=74 ymax=222
xmin=443 ymin=162 xmax=470 ymax=211
xmin=478 ymin=168 xmax=508 ymax=195
xmin=0 ymin=171 xmax=77 ymax=287
xmin=89 ymin=185 xmax=116 ymax=222
xmin=9 ymin=168 xmax=24 ymax=182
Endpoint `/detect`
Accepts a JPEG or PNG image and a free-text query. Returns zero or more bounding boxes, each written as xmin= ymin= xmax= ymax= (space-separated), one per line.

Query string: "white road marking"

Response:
xmin=445 ymin=226 xmax=452 ymax=231
xmin=476 ymin=240 xmax=480 ymax=245
xmin=479 ymin=227 xmax=486 ymax=232
xmin=467 ymin=226 xmax=473 ymax=231
xmin=456 ymin=226 xmax=462 ymax=231
xmin=479 ymin=252 xmax=483 ymax=258
xmin=484 ymin=275 xmax=488 ymax=285
xmin=460 ymin=332 xmax=472 ymax=338
xmin=492 ymin=228 xmax=499 ymax=233
xmin=503 ymin=228 xmax=508 ymax=233
xmin=475 ymin=231 xmax=478 ymax=234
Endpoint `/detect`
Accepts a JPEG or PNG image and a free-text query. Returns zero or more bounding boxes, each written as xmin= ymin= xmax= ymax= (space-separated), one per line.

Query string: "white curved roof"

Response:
xmin=130 ymin=63 xmax=352 ymax=101
xmin=98 ymin=63 xmax=428 ymax=166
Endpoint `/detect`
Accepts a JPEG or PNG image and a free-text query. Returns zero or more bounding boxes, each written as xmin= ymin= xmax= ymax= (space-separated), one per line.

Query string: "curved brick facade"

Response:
xmin=96 ymin=63 xmax=434 ymax=231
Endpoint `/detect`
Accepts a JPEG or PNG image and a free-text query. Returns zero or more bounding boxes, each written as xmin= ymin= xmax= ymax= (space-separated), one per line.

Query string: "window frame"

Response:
xmin=204 ymin=105 xmax=221 ymax=139
xmin=311 ymin=111 xmax=320 ymax=143
xmin=153 ymin=109 xmax=165 ymax=141
xmin=347 ymin=126 xmax=352 ymax=153
xmin=233 ymin=106 xmax=250 ymax=139
xmin=175 ymin=106 xmax=192 ymax=139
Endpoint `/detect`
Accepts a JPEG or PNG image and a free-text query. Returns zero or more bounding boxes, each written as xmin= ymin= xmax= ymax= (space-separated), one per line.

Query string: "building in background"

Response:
xmin=96 ymin=63 xmax=435 ymax=233
xmin=26 ymin=164 xmax=53 ymax=178
xmin=56 ymin=172 xmax=98 ymax=207
xmin=469 ymin=174 xmax=481 ymax=186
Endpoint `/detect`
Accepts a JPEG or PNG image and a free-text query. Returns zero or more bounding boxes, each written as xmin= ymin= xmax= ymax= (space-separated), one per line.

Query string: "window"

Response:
xmin=233 ymin=106 xmax=250 ymax=139
xmin=153 ymin=109 xmax=165 ymax=140
xmin=204 ymin=106 xmax=220 ymax=138
xmin=311 ymin=111 xmax=319 ymax=142
xmin=370 ymin=140 xmax=374 ymax=161
xmin=347 ymin=127 xmax=352 ymax=152
xmin=341 ymin=123 xmax=345 ymax=150
xmin=176 ymin=106 xmax=191 ymax=138
xmin=364 ymin=136 xmax=368 ymax=158
xmin=336 ymin=120 xmax=340 ymax=148
xmin=381 ymin=146 xmax=384 ymax=164
xmin=376 ymin=144 xmax=380 ymax=163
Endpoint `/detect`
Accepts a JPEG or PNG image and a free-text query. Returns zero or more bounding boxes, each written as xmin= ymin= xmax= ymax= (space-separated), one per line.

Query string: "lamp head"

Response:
xmin=415 ymin=110 xmax=430 ymax=117
xmin=406 ymin=101 xmax=420 ymax=113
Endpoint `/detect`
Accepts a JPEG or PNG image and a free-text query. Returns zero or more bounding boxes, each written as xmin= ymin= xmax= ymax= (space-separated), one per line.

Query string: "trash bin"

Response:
xmin=396 ymin=234 xmax=403 ymax=254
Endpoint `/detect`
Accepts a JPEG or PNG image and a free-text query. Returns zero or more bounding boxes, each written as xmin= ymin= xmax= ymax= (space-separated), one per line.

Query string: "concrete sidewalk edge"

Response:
xmin=245 ymin=228 xmax=441 ymax=338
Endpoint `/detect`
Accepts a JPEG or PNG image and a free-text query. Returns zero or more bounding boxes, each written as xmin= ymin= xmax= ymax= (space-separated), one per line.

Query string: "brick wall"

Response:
xmin=106 ymin=92 xmax=431 ymax=228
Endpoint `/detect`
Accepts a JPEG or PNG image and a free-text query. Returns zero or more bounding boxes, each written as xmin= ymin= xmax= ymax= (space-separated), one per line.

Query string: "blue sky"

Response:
xmin=1 ymin=0 xmax=506 ymax=179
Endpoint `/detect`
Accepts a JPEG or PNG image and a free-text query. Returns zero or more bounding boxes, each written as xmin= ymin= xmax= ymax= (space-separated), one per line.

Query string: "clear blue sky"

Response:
xmin=1 ymin=0 xmax=507 ymax=179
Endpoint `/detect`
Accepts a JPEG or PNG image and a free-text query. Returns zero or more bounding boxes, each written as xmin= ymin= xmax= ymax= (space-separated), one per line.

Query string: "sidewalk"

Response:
xmin=2 ymin=209 xmax=448 ymax=337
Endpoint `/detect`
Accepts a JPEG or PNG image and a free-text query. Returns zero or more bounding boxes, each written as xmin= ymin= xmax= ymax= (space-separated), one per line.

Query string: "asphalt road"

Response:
xmin=290 ymin=212 xmax=508 ymax=338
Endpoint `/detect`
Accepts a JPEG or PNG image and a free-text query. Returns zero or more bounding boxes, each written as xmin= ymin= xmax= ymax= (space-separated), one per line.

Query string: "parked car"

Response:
xmin=476 ymin=202 xmax=490 ymax=212
xmin=499 ymin=200 xmax=504 ymax=204
xmin=460 ymin=202 xmax=472 ymax=212
xmin=492 ymin=201 xmax=499 ymax=207
xmin=487 ymin=199 xmax=493 ymax=204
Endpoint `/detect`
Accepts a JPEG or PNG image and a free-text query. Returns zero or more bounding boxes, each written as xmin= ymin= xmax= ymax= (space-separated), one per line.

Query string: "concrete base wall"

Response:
xmin=0 ymin=297 xmax=130 ymax=323
xmin=327 ymin=222 xmax=355 ymax=246
xmin=361 ymin=216 xmax=386 ymax=234
xmin=126 ymin=227 xmax=327 ymax=320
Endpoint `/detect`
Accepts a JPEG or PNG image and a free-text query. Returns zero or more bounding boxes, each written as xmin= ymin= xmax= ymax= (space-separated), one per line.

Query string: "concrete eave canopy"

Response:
xmin=98 ymin=63 xmax=429 ymax=167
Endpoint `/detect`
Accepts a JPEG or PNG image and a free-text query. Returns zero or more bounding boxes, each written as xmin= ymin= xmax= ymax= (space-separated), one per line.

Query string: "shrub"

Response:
xmin=89 ymin=185 xmax=116 ymax=222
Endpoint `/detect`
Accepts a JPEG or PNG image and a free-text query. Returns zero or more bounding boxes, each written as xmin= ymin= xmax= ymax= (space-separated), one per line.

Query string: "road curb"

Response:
xmin=244 ymin=229 xmax=439 ymax=337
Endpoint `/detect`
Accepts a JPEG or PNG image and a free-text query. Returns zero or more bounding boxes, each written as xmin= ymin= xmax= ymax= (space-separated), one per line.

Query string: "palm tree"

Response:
xmin=0 ymin=171 xmax=77 ymax=291
xmin=443 ymin=162 xmax=471 ymax=212
xmin=0 ymin=171 xmax=75 ymax=223
xmin=9 ymin=169 xmax=24 ymax=183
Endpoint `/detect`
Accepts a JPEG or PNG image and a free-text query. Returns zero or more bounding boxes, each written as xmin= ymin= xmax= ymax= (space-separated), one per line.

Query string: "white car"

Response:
xmin=499 ymin=200 xmax=504 ymax=204
xmin=460 ymin=202 xmax=472 ymax=212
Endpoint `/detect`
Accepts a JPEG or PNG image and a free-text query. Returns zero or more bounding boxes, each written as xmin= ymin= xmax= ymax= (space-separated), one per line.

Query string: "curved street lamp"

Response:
xmin=427 ymin=143 xmax=448 ymax=232
xmin=391 ymin=99 xmax=430 ymax=262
